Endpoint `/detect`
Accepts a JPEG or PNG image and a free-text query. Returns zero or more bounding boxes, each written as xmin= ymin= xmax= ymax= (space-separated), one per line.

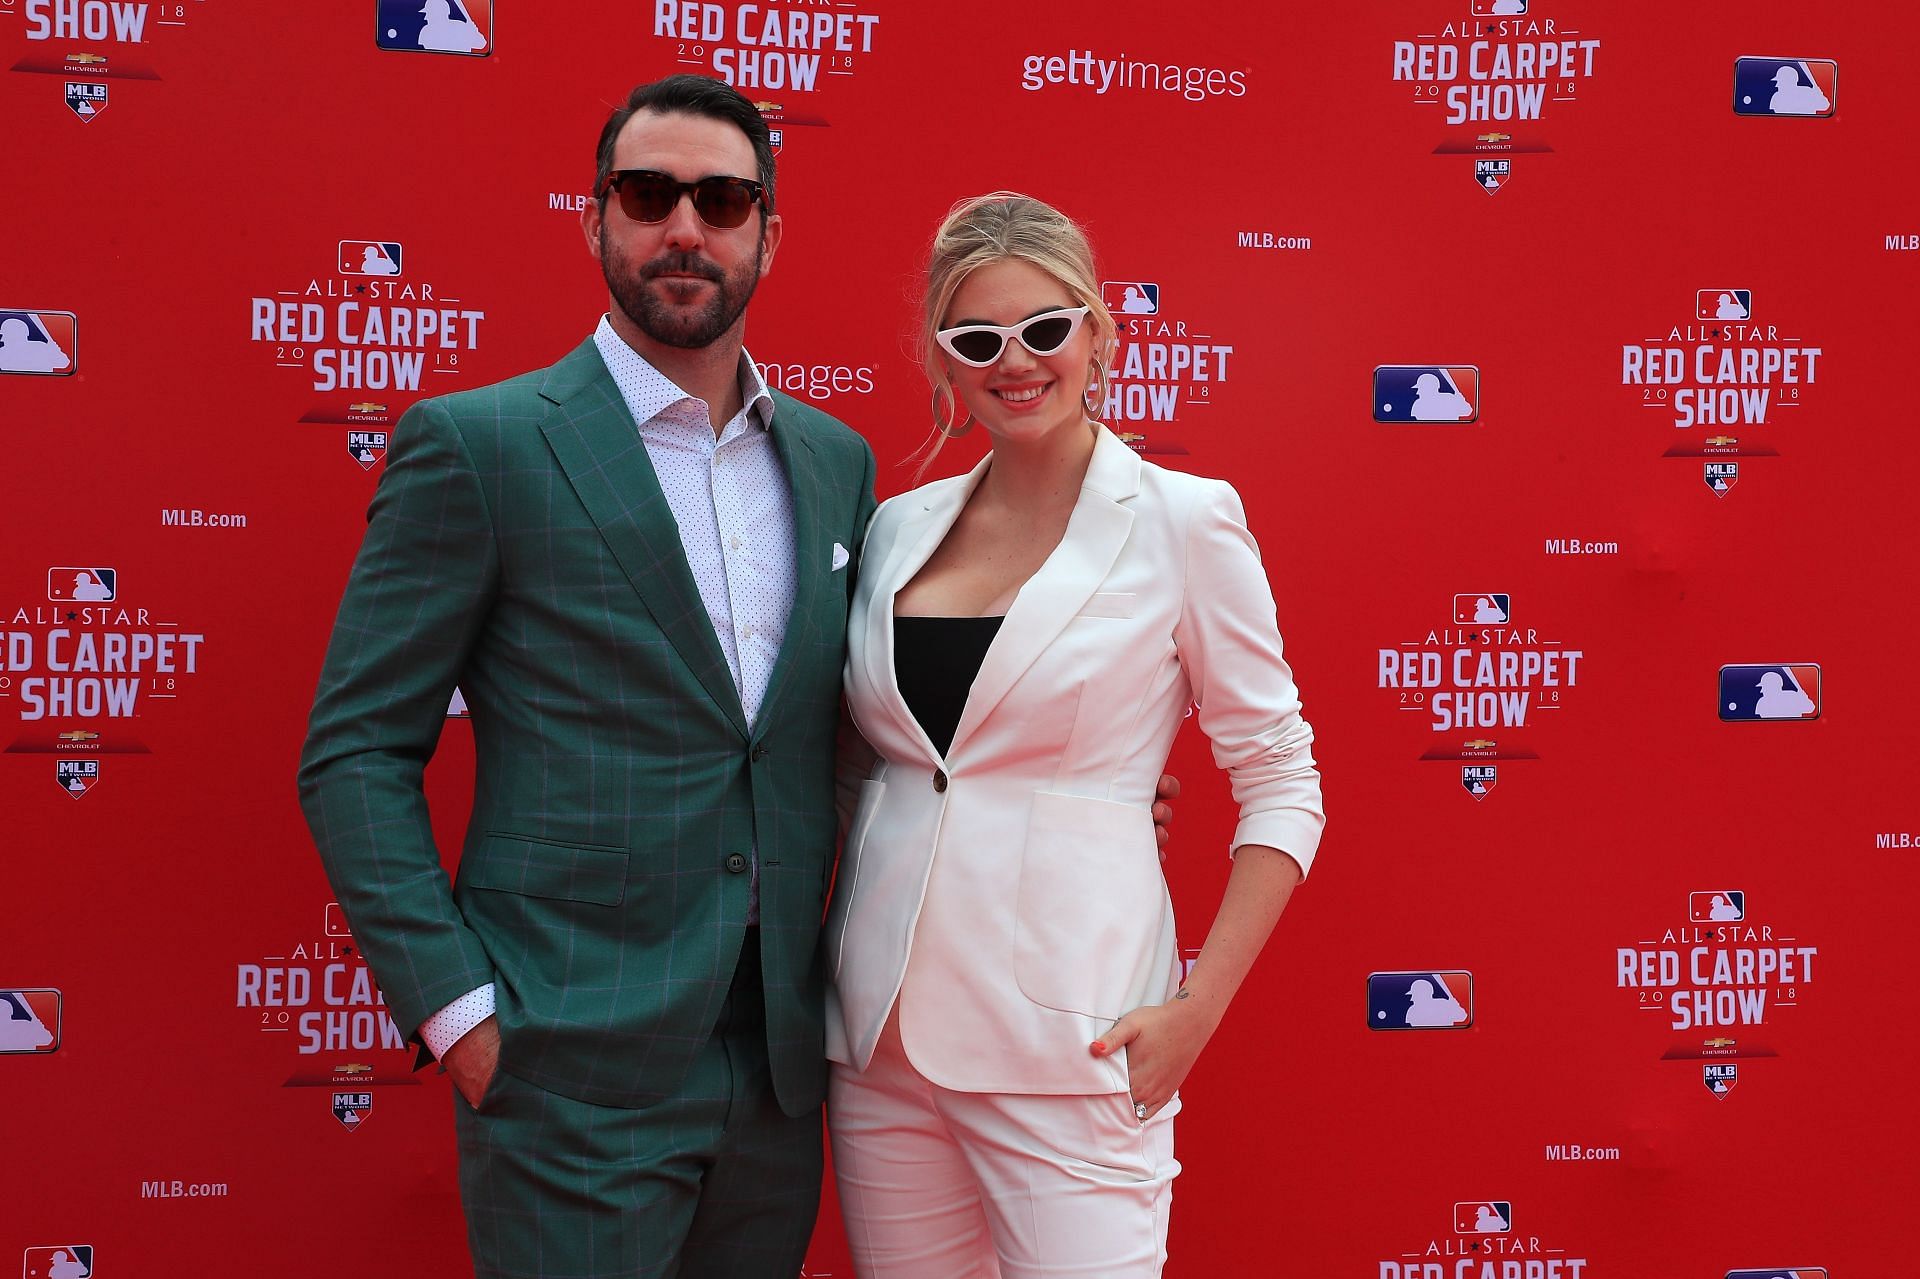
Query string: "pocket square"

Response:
xmin=831 ymin=542 xmax=850 ymax=572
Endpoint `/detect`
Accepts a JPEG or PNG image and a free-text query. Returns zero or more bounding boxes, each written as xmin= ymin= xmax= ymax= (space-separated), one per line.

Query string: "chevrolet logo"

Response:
xmin=58 ymin=730 xmax=100 ymax=742
xmin=1706 ymin=435 xmax=1738 ymax=447
xmin=334 ymin=1062 xmax=375 ymax=1075
xmin=1116 ymin=432 xmax=1146 ymax=444
xmin=1477 ymin=132 xmax=1511 ymax=143
xmin=348 ymin=402 xmax=388 ymax=414
xmin=1704 ymin=1037 xmax=1736 ymax=1049
xmin=1462 ymin=739 xmax=1497 ymax=750
xmin=67 ymin=53 xmax=110 ymax=64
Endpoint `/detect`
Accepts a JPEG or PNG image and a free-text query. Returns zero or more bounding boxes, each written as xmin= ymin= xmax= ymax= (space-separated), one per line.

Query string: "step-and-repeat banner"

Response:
xmin=6 ymin=3 xmax=1916 ymax=1276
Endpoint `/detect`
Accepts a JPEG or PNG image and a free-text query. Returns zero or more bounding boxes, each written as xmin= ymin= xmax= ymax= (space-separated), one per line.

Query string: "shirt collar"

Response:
xmin=592 ymin=315 xmax=775 ymax=435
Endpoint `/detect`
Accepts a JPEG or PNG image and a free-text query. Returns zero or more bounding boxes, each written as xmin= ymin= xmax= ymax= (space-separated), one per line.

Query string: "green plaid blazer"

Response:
xmin=297 ymin=339 xmax=877 ymax=1114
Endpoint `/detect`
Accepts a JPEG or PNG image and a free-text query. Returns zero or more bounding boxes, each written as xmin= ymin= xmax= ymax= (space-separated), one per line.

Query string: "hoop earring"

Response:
xmin=932 ymin=383 xmax=974 ymax=438
xmin=1083 ymin=362 xmax=1106 ymax=415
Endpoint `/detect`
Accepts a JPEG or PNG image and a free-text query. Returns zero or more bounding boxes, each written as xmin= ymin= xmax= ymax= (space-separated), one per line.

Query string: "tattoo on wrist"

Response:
xmin=1174 ymin=989 xmax=1191 ymax=1000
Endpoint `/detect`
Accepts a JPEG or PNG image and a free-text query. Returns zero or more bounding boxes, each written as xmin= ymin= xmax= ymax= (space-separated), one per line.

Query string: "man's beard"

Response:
xmin=601 ymin=224 xmax=764 ymax=350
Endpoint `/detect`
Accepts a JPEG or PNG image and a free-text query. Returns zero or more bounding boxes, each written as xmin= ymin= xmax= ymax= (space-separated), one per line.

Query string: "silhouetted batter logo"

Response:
xmin=21 ymin=1245 xmax=93 ymax=1279
xmin=1101 ymin=281 xmax=1160 ymax=315
xmin=333 ymin=1090 xmax=374 ymax=1131
xmin=376 ymin=0 xmax=491 ymax=56
xmin=1733 ymin=57 xmax=1836 ymax=117
xmin=348 ymin=430 xmax=388 ymax=470
xmin=1367 ymin=971 xmax=1473 ymax=1029
xmin=1718 ymin=664 xmax=1820 ymax=721
xmin=1452 ymin=1200 xmax=1512 ymax=1233
xmin=0 ymin=310 xmax=77 ymax=376
xmin=46 ymin=567 xmax=115 ymax=601
xmin=1690 ymin=891 xmax=1746 ymax=922
xmin=1697 ymin=288 xmax=1753 ymax=320
xmin=55 ymin=759 xmax=99 ymax=799
xmin=0 ymin=989 xmax=62 ymax=1054
xmin=1373 ymin=366 xmax=1479 ymax=423
xmin=339 ymin=240 xmax=404 ymax=277
xmin=64 ymin=80 xmax=106 ymax=121
xmin=1452 ymin=593 xmax=1510 ymax=624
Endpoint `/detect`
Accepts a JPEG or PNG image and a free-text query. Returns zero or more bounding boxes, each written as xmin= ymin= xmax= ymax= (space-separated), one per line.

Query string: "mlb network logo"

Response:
xmin=1453 ymin=1201 xmax=1511 ymax=1234
xmin=1690 ymin=891 xmax=1746 ymax=922
xmin=0 ymin=310 xmax=77 ymax=376
xmin=1705 ymin=461 xmax=1739 ymax=497
xmin=1733 ymin=57 xmax=1837 ymax=118
xmin=1102 ymin=281 xmax=1159 ymax=315
xmin=1453 ymin=593 xmax=1510 ymax=624
xmin=1697 ymin=288 xmax=1752 ymax=320
xmin=46 ymin=568 xmax=115 ymax=602
xmin=1367 ymin=971 xmax=1472 ymax=1030
xmin=377 ymin=0 xmax=492 ymax=56
xmin=1461 ymin=764 xmax=1496 ymax=799
xmin=348 ymin=430 xmax=388 ymax=470
xmin=56 ymin=759 xmax=100 ymax=799
xmin=1373 ymin=366 xmax=1479 ymax=423
xmin=21 ymin=1245 xmax=92 ymax=1279
xmin=339 ymin=240 xmax=404 ymax=276
xmin=1718 ymin=664 xmax=1820 ymax=722
xmin=65 ymin=80 xmax=108 ymax=122
xmin=1 ymin=989 xmax=62 ymax=1054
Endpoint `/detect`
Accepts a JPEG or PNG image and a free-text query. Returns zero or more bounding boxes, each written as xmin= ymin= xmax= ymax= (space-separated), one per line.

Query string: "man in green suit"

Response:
xmin=298 ymin=75 xmax=874 ymax=1278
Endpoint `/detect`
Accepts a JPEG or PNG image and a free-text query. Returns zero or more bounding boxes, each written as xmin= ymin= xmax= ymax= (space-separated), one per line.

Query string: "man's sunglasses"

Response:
xmin=599 ymin=170 xmax=766 ymax=229
xmin=934 ymin=306 xmax=1091 ymax=368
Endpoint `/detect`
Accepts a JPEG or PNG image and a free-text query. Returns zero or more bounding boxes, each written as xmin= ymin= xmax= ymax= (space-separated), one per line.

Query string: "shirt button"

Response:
xmin=725 ymin=852 xmax=748 ymax=874
xmin=730 ymin=535 xmax=743 ymax=550
xmin=933 ymin=769 xmax=948 ymax=793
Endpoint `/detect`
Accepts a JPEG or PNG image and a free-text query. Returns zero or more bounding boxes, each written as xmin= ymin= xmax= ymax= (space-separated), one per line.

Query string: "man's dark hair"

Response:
xmin=594 ymin=75 xmax=778 ymax=214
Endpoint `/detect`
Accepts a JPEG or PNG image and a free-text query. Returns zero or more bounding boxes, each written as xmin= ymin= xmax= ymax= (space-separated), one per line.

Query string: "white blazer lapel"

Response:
xmin=863 ymin=456 xmax=990 ymax=762
xmin=947 ymin=428 xmax=1142 ymax=758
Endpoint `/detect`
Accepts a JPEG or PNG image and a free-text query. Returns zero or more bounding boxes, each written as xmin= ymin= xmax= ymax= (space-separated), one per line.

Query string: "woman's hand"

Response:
xmin=1089 ymin=990 xmax=1221 ymax=1121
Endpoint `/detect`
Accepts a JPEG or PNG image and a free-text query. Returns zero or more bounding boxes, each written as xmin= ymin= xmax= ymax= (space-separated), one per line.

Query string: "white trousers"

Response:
xmin=829 ymin=1007 xmax=1180 ymax=1279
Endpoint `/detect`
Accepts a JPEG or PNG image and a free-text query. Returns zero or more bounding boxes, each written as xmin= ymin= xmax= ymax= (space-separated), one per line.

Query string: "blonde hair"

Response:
xmin=912 ymin=192 xmax=1116 ymax=477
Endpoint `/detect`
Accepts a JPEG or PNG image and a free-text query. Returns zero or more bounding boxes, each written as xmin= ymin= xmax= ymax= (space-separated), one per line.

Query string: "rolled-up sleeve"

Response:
xmin=1172 ymin=479 xmax=1325 ymax=876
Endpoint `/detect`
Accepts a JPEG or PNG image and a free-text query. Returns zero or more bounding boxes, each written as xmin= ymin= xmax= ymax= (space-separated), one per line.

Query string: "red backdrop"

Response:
xmin=5 ymin=3 xmax=1917 ymax=1276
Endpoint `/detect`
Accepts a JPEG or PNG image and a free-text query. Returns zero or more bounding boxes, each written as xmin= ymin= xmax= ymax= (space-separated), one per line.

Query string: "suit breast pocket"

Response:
xmin=1012 ymin=791 xmax=1167 ymax=1021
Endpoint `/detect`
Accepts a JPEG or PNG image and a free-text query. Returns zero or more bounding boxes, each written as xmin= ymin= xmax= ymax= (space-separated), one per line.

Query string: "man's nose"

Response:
xmin=660 ymin=192 xmax=707 ymax=252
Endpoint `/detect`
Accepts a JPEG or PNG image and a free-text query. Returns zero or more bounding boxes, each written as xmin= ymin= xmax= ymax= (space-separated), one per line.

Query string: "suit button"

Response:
xmin=933 ymin=769 xmax=948 ymax=793
xmin=725 ymin=852 xmax=748 ymax=874
xmin=750 ymin=744 xmax=768 ymax=762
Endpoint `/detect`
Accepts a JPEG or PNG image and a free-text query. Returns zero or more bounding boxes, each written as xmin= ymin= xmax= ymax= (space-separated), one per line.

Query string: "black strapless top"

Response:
xmin=893 ymin=615 xmax=1005 ymax=757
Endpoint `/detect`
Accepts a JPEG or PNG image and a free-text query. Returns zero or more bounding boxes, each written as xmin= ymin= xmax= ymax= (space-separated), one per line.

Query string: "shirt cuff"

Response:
xmin=419 ymin=983 xmax=496 ymax=1060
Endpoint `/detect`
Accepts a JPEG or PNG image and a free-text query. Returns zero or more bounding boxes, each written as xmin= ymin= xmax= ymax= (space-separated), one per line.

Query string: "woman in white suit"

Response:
xmin=825 ymin=193 xmax=1325 ymax=1278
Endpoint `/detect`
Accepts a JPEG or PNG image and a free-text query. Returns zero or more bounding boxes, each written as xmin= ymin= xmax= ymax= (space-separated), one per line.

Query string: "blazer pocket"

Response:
xmin=1013 ymin=791 xmax=1164 ymax=1020
xmin=1080 ymin=591 xmax=1137 ymax=619
xmin=464 ymin=834 xmax=628 ymax=906
xmin=826 ymin=780 xmax=887 ymax=977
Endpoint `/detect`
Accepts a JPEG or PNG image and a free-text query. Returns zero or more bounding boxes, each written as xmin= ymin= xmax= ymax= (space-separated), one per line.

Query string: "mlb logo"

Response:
xmin=1367 ymin=971 xmax=1473 ymax=1030
xmin=766 ymin=127 xmax=783 ymax=155
xmin=1734 ymin=57 xmax=1837 ymax=118
xmin=47 ymin=567 xmax=116 ymax=602
xmin=0 ymin=989 xmax=62 ymax=1054
xmin=1461 ymin=765 xmax=1497 ymax=800
xmin=1469 ymin=0 xmax=1526 ymax=14
xmin=64 ymin=80 xmax=108 ymax=122
xmin=1453 ymin=1201 xmax=1512 ymax=1234
xmin=1473 ymin=157 xmax=1511 ymax=194
xmin=325 ymin=902 xmax=353 ymax=938
xmin=1102 ymin=282 xmax=1160 ymax=316
xmin=1727 ymin=1270 xmax=1827 ymax=1278
xmin=1690 ymin=891 xmax=1746 ymax=922
xmin=20 ymin=1245 xmax=92 ymax=1279
xmin=1697 ymin=288 xmax=1753 ymax=320
xmin=339 ymin=240 xmax=404 ymax=277
xmin=56 ymin=759 xmax=99 ymax=800
xmin=1374 ymin=366 xmax=1479 ymax=423
xmin=0 ymin=310 xmax=78 ymax=377
xmin=1705 ymin=461 xmax=1739 ymax=496
xmin=1703 ymin=1062 xmax=1738 ymax=1097
xmin=348 ymin=430 xmax=388 ymax=470
xmin=1453 ymin=593 xmax=1511 ymax=624
xmin=377 ymin=0 xmax=492 ymax=56
xmin=1718 ymin=664 xmax=1821 ymax=722
xmin=333 ymin=1091 xmax=374 ymax=1132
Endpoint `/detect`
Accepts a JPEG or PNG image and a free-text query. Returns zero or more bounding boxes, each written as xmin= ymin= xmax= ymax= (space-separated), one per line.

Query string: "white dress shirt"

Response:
xmin=419 ymin=318 xmax=796 ymax=1059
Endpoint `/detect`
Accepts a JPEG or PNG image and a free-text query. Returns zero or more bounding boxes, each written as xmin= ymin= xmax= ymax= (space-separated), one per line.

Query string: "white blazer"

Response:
xmin=824 ymin=425 xmax=1324 ymax=1095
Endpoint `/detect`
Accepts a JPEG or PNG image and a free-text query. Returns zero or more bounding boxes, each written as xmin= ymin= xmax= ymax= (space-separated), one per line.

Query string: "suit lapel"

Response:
xmin=751 ymin=401 xmax=824 ymax=742
xmin=947 ymin=428 xmax=1141 ymax=759
xmin=536 ymin=342 xmax=749 ymax=738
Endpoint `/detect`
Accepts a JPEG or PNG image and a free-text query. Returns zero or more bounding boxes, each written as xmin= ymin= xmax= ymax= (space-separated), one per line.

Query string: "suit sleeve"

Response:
xmin=296 ymin=396 xmax=500 ymax=1044
xmin=1172 ymin=480 xmax=1326 ymax=876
